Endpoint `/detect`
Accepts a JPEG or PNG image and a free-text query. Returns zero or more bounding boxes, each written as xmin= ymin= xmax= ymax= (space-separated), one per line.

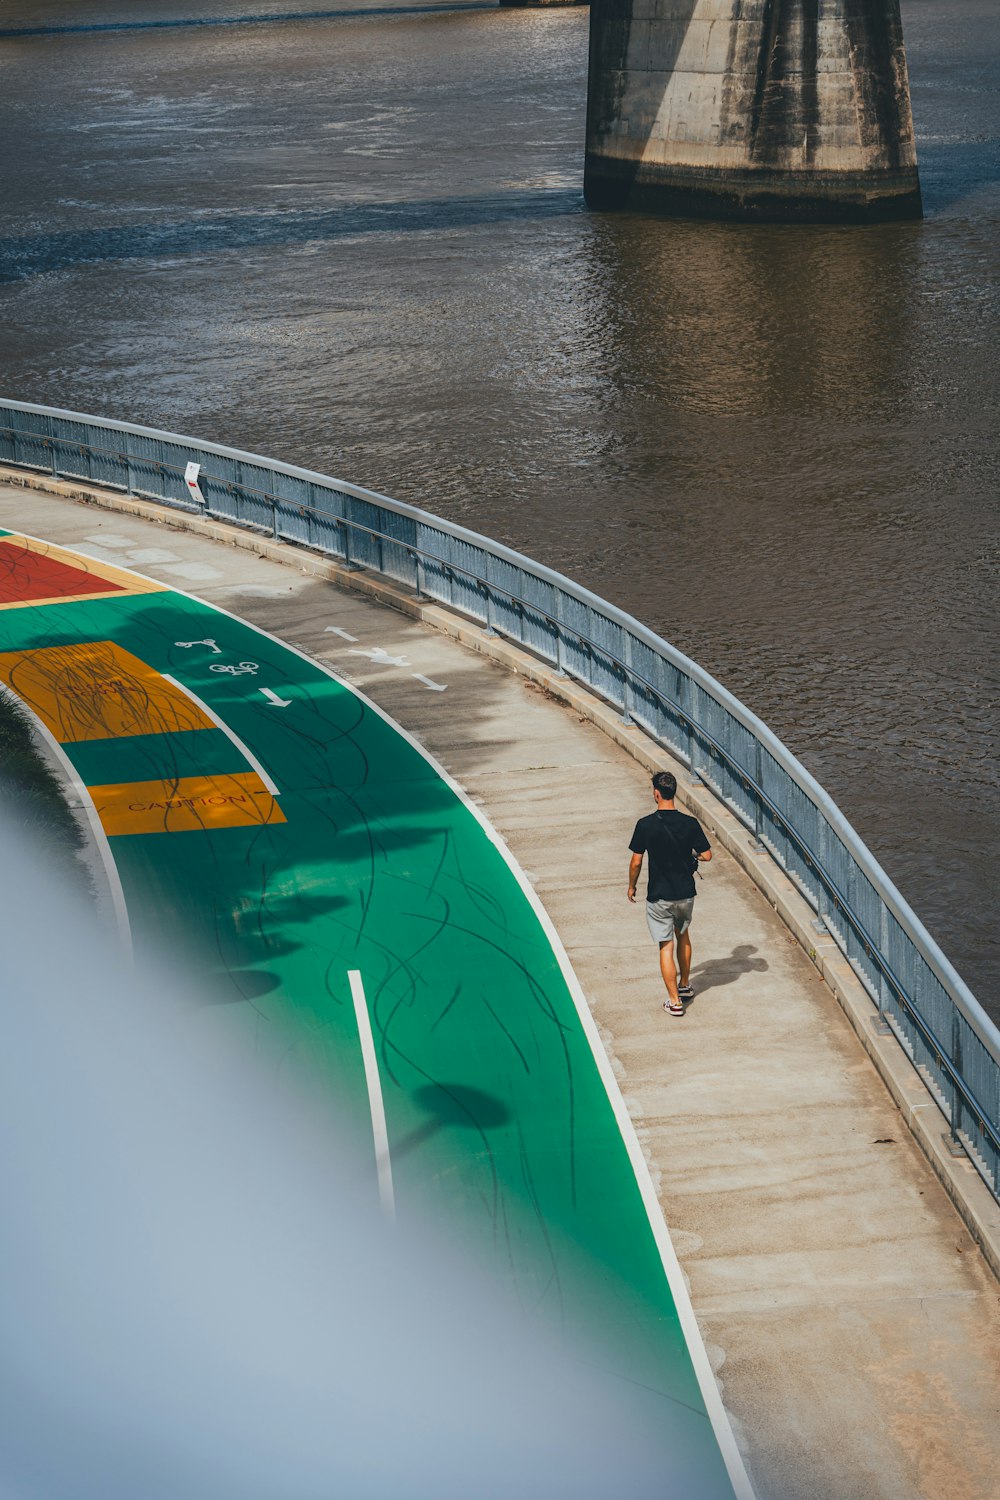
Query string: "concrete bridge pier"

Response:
xmin=584 ymin=0 xmax=923 ymax=222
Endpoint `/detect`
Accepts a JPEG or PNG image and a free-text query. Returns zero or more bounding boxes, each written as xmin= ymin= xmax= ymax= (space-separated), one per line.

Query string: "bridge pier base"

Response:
xmin=584 ymin=0 xmax=922 ymax=223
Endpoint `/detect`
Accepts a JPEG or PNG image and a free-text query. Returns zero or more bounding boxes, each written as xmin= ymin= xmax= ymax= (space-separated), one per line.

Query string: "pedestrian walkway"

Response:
xmin=2 ymin=480 xmax=998 ymax=1500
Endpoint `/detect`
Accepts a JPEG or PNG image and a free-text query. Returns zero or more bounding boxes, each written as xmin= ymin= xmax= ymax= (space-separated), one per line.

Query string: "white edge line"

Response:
xmin=2 ymin=693 xmax=133 ymax=963
xmin=348 ymin=968 xmax=395 ymax=1223
xmin=341 ymin=682 xmax=757 ymax=1500
xmin=161 ymin=672 xmax=280 ymax=796
xmin=198 ymin=598 xmax=755 ymax=1497
xmin=10 ymin=530 xmax=754 ymax=1498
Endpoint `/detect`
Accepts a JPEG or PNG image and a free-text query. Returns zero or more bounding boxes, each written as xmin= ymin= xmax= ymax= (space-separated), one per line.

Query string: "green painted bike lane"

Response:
xmin=0 ymin=543 xmax=749 ymax=1499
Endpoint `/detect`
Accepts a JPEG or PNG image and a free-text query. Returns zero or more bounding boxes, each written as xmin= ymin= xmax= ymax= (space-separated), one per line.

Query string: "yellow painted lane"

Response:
xmin=0 ymin=639 xmax=215 ymax=742
xmin=90 ymin=771 xmax=285 ymax=836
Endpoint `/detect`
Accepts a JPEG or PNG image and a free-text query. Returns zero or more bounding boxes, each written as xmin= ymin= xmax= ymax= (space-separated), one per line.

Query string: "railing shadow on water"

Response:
xmin=2 ymin=395 xmax=997 ymax=1205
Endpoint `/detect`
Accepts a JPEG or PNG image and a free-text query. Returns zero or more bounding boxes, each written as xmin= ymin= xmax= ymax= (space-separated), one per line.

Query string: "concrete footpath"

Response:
xmin=2 ymin=479 xmax=999 ymax=1500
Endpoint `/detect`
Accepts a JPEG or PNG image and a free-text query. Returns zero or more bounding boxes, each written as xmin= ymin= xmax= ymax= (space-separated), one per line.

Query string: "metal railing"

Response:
xmin=2 ymin=396 xmax=997 ymax=1202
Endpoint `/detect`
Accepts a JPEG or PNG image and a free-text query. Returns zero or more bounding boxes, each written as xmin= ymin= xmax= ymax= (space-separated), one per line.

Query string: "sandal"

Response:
xmin=664 ymin=1000 xmax=685 ymax=1017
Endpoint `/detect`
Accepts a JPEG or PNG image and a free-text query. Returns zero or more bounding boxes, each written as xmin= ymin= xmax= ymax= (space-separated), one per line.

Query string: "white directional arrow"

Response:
xmin=260 ymin=687 xmax=292 ymax=707
xmin=349 ymin=647 xmax=410 ymax=668
xmin=413 ymin=674 xmax=447 ymax=692
xmin=325 ymin=626 xmax=358 ymax=642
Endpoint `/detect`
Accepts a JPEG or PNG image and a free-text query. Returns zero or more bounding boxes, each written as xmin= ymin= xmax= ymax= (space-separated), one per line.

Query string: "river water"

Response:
xmin=1 ymin=0 xmax=997 ymax=1019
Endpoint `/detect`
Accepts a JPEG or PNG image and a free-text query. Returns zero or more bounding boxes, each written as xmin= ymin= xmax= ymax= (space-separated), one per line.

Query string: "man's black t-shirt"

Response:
xmin=629 ymin=810 xmax=711 ymax=902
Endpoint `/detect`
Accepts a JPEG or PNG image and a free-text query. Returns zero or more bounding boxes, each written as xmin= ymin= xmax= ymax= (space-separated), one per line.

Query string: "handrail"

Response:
xmin=2 ymin=396 xmax=997 ymax=1197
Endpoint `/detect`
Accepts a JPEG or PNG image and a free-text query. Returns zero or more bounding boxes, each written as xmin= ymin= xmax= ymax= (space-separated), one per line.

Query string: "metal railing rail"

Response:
xmin=2 ymin=396 xmax=997 ymax=1200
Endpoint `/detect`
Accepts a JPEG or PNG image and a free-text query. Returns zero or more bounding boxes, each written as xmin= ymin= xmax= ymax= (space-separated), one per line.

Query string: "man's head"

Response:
xmin=652 ymin=771 xmax=677 ymax=806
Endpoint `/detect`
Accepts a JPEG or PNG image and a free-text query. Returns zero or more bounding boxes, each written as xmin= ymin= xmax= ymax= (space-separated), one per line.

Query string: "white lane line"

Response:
xmin=162 ymin=673 xmax=281 ymax=795
xmin=412 ymin=673 xmax=447 ymax=692
xmin=324 ymin=626 xmax=358 ymax=642
xmin=348 ymin=969 xmax=395 ymax=1223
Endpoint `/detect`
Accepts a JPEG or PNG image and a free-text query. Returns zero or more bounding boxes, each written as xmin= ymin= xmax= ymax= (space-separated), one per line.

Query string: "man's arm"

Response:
xmin=692 ymin=821 xmax=712 ymax=864
xmin=627 ymin=852 xmax=643 ymax=902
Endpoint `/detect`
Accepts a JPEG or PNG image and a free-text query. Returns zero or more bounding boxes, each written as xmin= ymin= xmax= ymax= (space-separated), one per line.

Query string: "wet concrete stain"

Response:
xmin=748 ymin=0 xmax=821 ymax=165
xmin=843 ymin=0 xmax=910 ymax=169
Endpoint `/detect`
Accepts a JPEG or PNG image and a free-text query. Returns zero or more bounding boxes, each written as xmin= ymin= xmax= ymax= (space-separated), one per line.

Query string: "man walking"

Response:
xmin=627 ymin=771 xmax=712 ymax=1016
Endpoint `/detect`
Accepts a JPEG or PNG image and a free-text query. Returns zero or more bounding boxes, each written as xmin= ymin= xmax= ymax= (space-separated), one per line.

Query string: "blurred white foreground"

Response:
xmin=0 ymin=822 xmax=687 ymax=1499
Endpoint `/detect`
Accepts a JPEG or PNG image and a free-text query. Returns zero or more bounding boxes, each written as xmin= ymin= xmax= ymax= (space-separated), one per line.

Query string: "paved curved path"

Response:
xmin=0 ymin=526 xmax=747 ymax=1500
xmin=2 ymin=483 xmax=999 ymax=1500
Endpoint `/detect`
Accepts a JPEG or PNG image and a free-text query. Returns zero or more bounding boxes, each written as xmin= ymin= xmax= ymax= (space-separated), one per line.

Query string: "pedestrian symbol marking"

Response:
xmin=175 ymin=637 xmax=222 ymax=654
xmin=349 ymin=646 xmax=409 ymax=667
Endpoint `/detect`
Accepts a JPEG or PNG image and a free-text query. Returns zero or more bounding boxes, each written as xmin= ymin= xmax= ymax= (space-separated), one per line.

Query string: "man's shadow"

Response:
xmin=689 ymin=944 xmax=768 ymax=1000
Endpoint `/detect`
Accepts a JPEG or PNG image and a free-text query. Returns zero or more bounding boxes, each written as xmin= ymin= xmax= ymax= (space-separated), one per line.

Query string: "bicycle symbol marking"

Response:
xmin=209 ymin=661 xmax=261 ymax=677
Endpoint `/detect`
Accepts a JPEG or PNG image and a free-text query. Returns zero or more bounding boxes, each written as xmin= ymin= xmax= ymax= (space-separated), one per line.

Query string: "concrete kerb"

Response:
xmin=5 ymin=464 xmax=999 ymax=1283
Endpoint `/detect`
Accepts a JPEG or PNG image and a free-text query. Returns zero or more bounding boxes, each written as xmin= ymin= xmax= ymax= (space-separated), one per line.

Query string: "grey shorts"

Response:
xmin=646 ymin=898 xmax=694 ymax=945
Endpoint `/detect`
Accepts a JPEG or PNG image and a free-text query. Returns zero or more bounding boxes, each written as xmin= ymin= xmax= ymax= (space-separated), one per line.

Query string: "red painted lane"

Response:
xmin=0 ymin=540 xmax=127 ymax=605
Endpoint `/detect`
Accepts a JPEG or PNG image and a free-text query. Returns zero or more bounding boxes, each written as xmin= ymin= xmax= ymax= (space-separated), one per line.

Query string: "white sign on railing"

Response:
xmin=184 ymin=461 xmax=205 ymax=507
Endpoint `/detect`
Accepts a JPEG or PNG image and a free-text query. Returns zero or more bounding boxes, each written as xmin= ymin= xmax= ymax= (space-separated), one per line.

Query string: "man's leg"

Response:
xmin=659 ymin=939 xmax=681 ymax=1008
xmin=677 ymin=929 xmax=692 ymax=990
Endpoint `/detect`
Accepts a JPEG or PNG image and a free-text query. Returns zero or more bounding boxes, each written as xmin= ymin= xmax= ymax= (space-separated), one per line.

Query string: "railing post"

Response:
xmin=583 ymin=636 xmax=594 ymax=692
xmin=555 ymin=616 xmax=567 ymax=677
xmin=620 ymin=632 xmax=634 ymax=726
xmin=878 ymin=904 xmax=891 ymax=1021
xmin=944 ymin=1012 xmax=966 ymax=1156
xmin=813 ymin=820 xmax=830 ymax=934
xmin=482 ymin=579 xmax=497 ymax=637
xmin=871 ymin=902 xmax=892 ymax=1033
xmin=514 ymin=571 xmax=526 ymax=642
xmin=682 ymin=675 xmax=702 ymax=783
xmin=749 ymin=738 xmax=765 ymax=852
xmin=414 ymin=551 xmax=427 ymax=600
xmin=270 ymin=496 xmax=279 ymax=541
xmin=47 ymin=415 xmax=58 ymax=478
